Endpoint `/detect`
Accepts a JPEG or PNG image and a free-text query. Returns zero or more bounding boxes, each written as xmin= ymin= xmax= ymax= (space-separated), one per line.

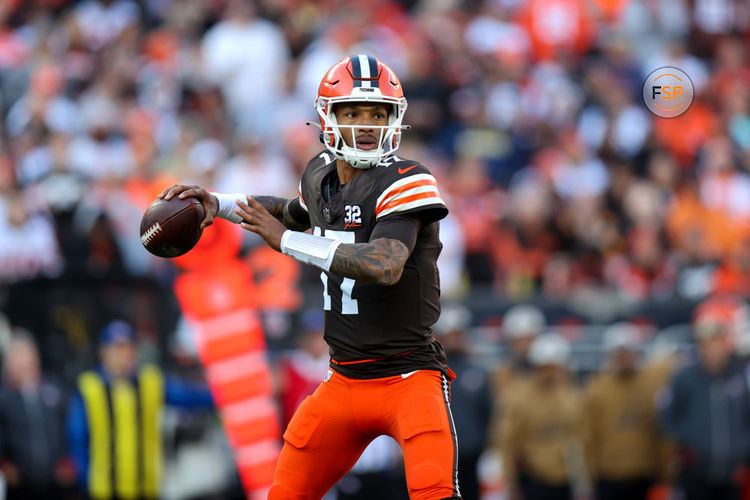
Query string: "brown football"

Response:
xmin=140 ymin=197 xmax=205 ymax=257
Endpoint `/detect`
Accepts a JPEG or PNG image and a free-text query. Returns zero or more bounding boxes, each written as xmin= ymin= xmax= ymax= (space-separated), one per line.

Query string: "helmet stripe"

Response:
xmin=357 ymin=54 xmax=371 ymax=87
xmin=367 ymin=56 xmax=379 ymax=88
xmin=350 ymin=56 xmax=362 ymax=87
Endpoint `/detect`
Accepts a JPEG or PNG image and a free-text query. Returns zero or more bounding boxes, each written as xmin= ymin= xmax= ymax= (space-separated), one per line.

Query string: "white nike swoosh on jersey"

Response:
xmin=401 ymin=370 xmax=420 ymax=379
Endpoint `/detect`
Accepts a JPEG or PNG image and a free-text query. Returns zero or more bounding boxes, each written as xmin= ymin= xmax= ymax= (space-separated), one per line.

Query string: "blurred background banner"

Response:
xmin=172 ymin=218 xmax=279 ymax=499
xmin=0 ymin=0 xmax=748 ymax=499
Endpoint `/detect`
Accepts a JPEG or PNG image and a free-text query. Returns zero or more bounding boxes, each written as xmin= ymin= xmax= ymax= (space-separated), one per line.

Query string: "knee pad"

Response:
xmin=407 ymin=460 xmax=443 ymax=490
xmin=268 ymin=483 xmax=309 ymax=500
xmin=268 ymin=467 xmax=314 ymax=500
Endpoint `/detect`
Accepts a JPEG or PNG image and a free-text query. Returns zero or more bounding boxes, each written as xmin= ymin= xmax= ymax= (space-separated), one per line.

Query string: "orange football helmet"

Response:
xmin=315 ymin=55 xmax=407 ymax=169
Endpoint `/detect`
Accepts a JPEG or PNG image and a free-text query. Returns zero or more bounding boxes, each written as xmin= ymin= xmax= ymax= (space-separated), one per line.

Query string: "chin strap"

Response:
xmin=344 ymin=153 xmax=378 ymax=169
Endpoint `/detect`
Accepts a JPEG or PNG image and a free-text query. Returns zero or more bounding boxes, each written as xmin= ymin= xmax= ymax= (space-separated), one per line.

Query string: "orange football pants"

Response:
xmin=268 ymin=368 xmax=461 ymax=500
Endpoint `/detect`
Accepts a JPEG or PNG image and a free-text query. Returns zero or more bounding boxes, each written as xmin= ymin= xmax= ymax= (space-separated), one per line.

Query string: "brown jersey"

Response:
xmin=298 ymin=151 xmax=449 ymax=379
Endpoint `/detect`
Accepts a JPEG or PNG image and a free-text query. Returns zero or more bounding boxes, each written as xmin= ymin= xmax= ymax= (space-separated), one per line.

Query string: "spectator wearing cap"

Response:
xmin=584 ymin=323 xmax=666 ymax=500
xmin=498 ymin=304 xmax=546 ymax=384
xmin=658 ymin=298 xmax=750 ymax=500
xmin=434 ymin=304 xmax=493 ymax=500
xmin=0 ymin=330 xmax=74 ymax=500
xmin=501 ymin=333 xmax=589 ymax=500
xmin=66 ymin=320 xmax=214 ymax=500
xmin=489 ymin=304 xmax=545 ymax=451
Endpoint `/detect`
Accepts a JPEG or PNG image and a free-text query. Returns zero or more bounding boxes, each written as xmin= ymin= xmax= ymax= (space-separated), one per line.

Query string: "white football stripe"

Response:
xmin=377 ymin=196 xmax=445 ymax=219
xmin=376 ymin=173 xmax=437 ymax=207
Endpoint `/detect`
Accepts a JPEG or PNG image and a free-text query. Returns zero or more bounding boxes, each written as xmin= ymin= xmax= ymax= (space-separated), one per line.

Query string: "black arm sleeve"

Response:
xmin=286 ymin=197 xmax=311 ymax=227
xmin=369 ymin=215 xmax=421 ymax=253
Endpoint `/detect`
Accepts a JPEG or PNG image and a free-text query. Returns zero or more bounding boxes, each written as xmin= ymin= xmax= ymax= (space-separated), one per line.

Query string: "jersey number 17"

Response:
xmin=313 ymin=227 xmax=358 ymax=314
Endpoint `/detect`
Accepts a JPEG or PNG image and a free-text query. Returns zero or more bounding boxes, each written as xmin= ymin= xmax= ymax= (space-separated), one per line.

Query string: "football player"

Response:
xmin=159 ymin=55 xmax=460 ymax=500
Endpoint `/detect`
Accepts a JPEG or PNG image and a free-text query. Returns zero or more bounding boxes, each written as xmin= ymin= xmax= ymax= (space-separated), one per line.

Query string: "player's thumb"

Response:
xmin=200 ymin=214 xmax=214 ymax=228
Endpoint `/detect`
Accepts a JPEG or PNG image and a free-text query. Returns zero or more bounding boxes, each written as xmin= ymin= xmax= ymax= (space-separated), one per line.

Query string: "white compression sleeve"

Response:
xmin=211 ymin=192 xmax=245 ymax=223
xmin=280 ymin=230 xmax=342 ymax=271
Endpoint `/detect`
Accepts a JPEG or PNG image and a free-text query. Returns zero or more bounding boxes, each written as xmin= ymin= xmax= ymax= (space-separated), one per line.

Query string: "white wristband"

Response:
xmin=211 ymin=192 xmax=245 ymax=223
xmin=280 ymin=230 xmax=342 ymax=271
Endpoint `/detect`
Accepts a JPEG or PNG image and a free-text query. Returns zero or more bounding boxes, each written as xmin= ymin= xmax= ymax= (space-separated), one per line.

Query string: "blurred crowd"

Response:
xmin=1 ymin=0 xmax=749 ymax=302
xmin=0 ymin=0 xmax=750 ymax=498
xmin=4 ymin=296 xmax=750 ymax=500
xmin=258 ymin=295 xmax=747 ymax=500
xmin=448 ymin=296 xmax=750 ymax=500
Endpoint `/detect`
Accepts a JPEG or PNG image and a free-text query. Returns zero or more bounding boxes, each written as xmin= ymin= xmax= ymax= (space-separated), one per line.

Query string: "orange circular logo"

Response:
xmin=642 ymin=67 xmax=694 ymax=118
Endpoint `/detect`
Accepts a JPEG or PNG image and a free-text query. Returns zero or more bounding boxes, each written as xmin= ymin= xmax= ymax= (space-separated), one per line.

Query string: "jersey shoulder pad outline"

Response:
xmin=375 ymin=159 xmax=446 ymax=220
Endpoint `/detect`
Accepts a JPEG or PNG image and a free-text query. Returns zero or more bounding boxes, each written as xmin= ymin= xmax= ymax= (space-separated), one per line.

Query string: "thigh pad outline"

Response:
xmin=397 ymin=394 xmax=446 ymax=440
xmin=283 ymin=396 xmax=323 ymax=449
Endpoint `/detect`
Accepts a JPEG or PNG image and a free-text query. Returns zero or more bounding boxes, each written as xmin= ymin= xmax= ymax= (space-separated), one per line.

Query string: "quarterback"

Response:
xmin=160 ymin=55 xmax=460 ymax=499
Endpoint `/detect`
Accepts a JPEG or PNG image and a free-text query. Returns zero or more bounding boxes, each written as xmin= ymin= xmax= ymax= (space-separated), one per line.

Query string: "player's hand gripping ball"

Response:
xmin=140 ymin=197 xmax=205 ymax=257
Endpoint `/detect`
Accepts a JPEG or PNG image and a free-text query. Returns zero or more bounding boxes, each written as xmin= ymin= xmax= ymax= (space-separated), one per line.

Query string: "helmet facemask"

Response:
xmin=315 ymin=93 xmax=407 ymax=169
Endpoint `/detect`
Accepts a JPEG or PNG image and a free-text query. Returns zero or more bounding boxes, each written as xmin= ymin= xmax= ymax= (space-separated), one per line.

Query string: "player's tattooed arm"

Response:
xmin=235 ymin=196 xmax=407 ymax=283
xmin=251 ymin=196 xmax=287 ymax=219
xmin=252 ymin=196 xmax=311 ymax=231
xmin=282 ymin=198 xmax=311 ymax=231
xmin=158 ymin=186 xmax=311 ymax=230
xmin=330 ymin=238 xmax=409 ymax=286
